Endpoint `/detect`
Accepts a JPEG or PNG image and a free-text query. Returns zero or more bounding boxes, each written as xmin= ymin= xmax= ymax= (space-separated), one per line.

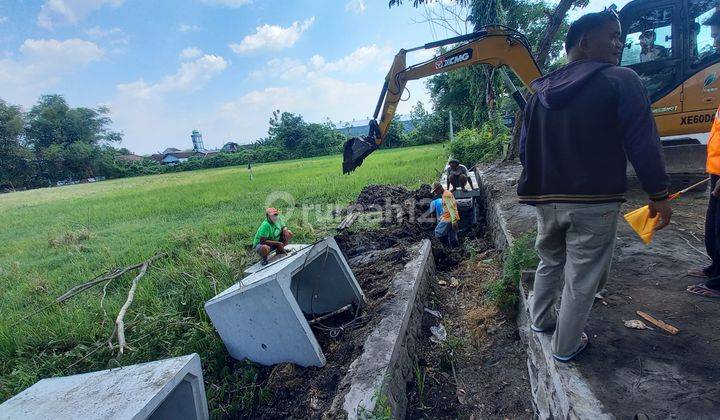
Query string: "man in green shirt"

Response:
xmin=253 ymin=207 xmax=293 ymax=265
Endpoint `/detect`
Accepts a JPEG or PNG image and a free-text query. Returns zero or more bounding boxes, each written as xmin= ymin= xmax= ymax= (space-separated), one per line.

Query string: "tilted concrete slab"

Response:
xmin=243 ymin=244 xmax=311 ymax=276
xmin=205 ymin=236 xmax=365 ymax=367
xmin=0 ymin=354 xmax=208 ymax=420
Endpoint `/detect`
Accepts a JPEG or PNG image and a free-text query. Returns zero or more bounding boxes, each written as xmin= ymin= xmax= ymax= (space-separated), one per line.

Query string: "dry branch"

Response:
xmin=115 ymin=260 xmax=150 ymax=354
xmin=636 ymin=310 xmax=679 ymax=335
xmin=10 ymin=253 xmax=165 ymax=328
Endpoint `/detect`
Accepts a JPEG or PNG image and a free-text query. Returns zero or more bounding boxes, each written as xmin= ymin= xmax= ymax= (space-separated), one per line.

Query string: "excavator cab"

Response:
xmin=619 ymin=0 xmax=720 ymax=143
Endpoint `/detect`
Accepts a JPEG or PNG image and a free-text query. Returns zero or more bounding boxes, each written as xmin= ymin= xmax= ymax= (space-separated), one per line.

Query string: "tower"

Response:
xmin=191 ymin=130 xmax=204 ymax=152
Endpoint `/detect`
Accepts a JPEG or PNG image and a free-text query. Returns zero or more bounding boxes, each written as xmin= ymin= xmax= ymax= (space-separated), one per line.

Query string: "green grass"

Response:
xmin=486 ymin=232 xmax=539 ymax=311
xmin=0 ymin=144 xmax=447 ymax=417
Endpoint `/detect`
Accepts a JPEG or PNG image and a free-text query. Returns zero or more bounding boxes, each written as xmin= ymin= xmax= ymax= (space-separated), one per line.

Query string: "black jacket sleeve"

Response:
xmin=605 ymin=66 xmax=670 ymax=200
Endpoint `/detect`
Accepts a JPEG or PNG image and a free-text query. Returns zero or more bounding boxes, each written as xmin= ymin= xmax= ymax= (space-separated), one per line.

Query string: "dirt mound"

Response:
xmin=354 ymin=183 xmax=433 ymax=210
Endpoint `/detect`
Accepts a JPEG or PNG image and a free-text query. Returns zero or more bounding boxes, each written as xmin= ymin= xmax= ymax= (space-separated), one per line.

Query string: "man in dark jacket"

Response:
xmin=518 ymin=10 xmax=673 ymax=362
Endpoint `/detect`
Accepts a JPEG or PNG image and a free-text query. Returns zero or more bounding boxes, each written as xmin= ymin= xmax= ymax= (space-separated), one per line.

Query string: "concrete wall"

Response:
xmin=327 ymin=239 xmax=434 ymax=420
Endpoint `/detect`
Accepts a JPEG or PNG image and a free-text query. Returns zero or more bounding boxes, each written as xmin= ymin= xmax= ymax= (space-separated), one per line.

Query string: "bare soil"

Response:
xmin=405 ymin=234 xmax=534 ymax=420
xmin=256 ymin=184 xmax=437 ymax=419
xmin=575 ymin=190 xmax=720 ymax=419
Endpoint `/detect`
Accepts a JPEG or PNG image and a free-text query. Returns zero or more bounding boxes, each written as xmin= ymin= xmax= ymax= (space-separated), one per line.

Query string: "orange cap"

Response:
xmin=266 ymin=207 xmax=279 ymax=215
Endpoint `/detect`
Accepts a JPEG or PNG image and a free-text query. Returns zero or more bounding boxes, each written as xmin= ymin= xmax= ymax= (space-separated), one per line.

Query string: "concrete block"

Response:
xmin=205 ymin=237 xmax=365 ymax=367
xmin=0 ymin=354 xmax=208 ymax=420
xmin=243 ymin=244 xmax=310 ymax=276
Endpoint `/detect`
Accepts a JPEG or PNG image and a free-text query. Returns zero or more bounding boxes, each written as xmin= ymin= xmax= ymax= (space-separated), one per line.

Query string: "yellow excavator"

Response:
xmin=343 ymin=0 xmax=720 ymax=174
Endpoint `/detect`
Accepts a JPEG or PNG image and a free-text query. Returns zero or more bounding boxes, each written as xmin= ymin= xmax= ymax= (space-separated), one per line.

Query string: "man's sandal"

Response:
xmin=531 ymin=324 xmax=555 ymax=333
xmin=553 ymin=332 xmax=589 ymax=363
xmin=687 ymin=284 xmax=720 ymax=299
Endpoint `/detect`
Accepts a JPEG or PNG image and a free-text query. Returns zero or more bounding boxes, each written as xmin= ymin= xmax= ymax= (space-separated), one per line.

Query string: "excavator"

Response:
xmin=343 ymin=0 xmax=720 ymax=174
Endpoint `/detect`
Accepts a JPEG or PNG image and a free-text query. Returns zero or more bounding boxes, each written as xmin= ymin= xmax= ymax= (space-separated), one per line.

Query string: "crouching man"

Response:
xmin=431 ymin=182 xmax=460 ymax=248
xmin=253 ymin=207 xmax=293 ymax=265
xmin=446 ymin=159 xmax=475 ymax=192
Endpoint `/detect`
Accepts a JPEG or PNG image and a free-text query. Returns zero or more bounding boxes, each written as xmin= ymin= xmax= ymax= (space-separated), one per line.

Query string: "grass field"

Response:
xmin=0 ymin=144 xmax=447 ymax=417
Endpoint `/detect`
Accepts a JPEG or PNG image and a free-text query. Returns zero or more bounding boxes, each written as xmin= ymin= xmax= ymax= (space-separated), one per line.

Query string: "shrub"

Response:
xmin=448 ymin=119 xmax=509 ymax=167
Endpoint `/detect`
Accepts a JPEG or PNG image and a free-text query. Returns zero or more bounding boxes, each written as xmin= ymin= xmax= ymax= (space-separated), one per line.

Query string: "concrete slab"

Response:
xmin=0 ymin=354 xmax=208 ymax=420
xmin=243 ymin=244 xmax=310 ymax=276
xmin=205 ymin=237 xmax=365 ymax=367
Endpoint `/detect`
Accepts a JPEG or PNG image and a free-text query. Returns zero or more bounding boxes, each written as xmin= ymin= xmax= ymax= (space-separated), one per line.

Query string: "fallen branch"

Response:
xmin=309 ymin=304 xmax=353 ymax=325
xmin=10 ymin=253 xmax=166 ymax=328
xmin=636 ymin=310 xmax=679 ymax=335
xmin=115 ymin=260 xmax=150 ymax=354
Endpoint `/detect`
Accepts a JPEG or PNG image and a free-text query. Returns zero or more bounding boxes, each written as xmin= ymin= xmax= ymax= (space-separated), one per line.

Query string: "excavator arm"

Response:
xmin=342 ymin=26 xmax=542 ymax=174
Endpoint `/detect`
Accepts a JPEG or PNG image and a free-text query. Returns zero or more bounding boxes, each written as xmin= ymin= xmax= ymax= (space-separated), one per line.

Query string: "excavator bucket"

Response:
xmin=342 ymin=136 xmax=377 ymax=174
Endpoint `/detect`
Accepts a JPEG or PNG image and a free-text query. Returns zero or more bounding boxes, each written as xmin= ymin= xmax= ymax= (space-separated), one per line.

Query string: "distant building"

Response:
xmin=191 ymin=130 xmax=205 ymax=152
xmin=222 ymin=142 xmax=240 ymax=153
xmin=116 ymin=154 xmax=144 ymax=163
xmin=151 ymin=130 xmax=220 ymax=165
xmin=335 ymin=115 xmax=415 ymax=137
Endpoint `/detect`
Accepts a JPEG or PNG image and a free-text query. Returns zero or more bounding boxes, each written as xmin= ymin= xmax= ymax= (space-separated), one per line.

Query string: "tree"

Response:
xmin=24 ymin=94 xmax=123 ymax=184
xmin=0 ymin=101 xmax=35 ymax=190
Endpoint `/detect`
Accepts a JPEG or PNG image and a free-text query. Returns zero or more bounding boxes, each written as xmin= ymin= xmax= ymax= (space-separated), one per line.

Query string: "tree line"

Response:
xmin=0 ymin=95 xmax=449 ymax=192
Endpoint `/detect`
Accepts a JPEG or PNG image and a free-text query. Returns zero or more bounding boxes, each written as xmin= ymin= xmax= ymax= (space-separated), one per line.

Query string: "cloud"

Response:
xmin=117 ymin=54 xmax=228 ymax=99
xmin=345 ymin=0 xmax=366 ymax=14
xmin=310 ymin=44 xmax=392 ymax=74
xmin=0 ymin=38 xmax=104 ymax=104
xmin=180 ymin=47 xmax=203 ymax=60
xmin=229 ymin=17 xmax=314 ymax=55
xmin=200 ymin=0 xmax=252 ymax=7
xmin=38 ymin=0 xmax=124 ymax=29
xmin=85 ymin=25 xmax=122 ymax=37
xmin=179 ymin=24 xmax=200 ymax=32
xmin=250 ymin=43 xmax=392 ymax=83
xmin=0 ymin=16 xmax=8 ymax=24
xmin=249 ymin=57 xmax=307 ymax=80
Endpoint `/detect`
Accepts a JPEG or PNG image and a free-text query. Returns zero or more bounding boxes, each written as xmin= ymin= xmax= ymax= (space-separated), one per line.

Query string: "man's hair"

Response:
xmin=565 ymin=11 xmax=619 ymax=53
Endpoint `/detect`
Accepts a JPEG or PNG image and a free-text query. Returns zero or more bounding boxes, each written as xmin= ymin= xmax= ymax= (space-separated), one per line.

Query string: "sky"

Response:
xmin=0 ymin=0 xmax=620 ymax=154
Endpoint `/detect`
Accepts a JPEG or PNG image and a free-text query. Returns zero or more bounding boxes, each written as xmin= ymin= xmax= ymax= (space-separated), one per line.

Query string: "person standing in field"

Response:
xmin=518 ymin=10 xmax=672 ymax=362
xmin=431 ymin=181 xmax=459 ymax=248
xmin=446 ymin=159 xmax=475 ymax=192
xmin=253 ymin=207 xmax=293 ymax=265
xmin=687 ymin=106 xmax=720 ymax=298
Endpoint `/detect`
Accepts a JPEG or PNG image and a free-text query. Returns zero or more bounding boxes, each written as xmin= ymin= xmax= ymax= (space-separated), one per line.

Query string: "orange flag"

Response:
xmin=624 ymin=178 xmax=710 ymax=245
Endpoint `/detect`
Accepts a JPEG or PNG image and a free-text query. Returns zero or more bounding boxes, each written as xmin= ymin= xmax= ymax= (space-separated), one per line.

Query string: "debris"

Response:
xmin=337 ymin=212 xmax=360 ymax=230
xmin=430 ymin=324 xmax=447 ymax=344
xmin=438 ymin=280 xmax=448 ymax=286
xmin=624 ymin=319 xmax=652 ymax=330
xmin=424 ymin=308 xmax=442 ymax=318
xmin=309 ymin=304 xmax=353 ymax=326
xmin=636 ymin=310 xmax=679 ymax=335
xmin=450 ymin=277 xmax=460 ymax=287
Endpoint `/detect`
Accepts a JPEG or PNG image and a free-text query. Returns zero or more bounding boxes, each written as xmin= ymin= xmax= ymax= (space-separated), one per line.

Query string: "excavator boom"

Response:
xmin=342 ymin=26 xmax=542 ymax=173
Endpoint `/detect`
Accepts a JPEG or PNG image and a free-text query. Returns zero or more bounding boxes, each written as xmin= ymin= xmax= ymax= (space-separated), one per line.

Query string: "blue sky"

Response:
xmin=0 ymin=0 xmax=618 ymax=154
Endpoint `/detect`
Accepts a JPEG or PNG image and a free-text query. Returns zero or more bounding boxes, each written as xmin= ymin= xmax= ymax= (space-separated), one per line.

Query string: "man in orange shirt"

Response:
xmin=431 ymin=181 xmax=460 ymax=248
xmin=688 ymin=107 xmax=720 ymax=298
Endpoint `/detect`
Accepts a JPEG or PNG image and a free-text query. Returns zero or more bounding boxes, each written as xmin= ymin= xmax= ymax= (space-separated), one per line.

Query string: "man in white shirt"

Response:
xmin=446 ymin=159 xmax=475 ymax=192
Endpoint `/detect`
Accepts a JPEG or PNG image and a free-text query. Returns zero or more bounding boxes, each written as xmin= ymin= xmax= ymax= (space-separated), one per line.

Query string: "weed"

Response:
xmin=413 ymin=361 xmax=427 ymax=407
xmin=485 ymin=232 xmax=538 ymax=311
xmin=357 ymin=385 xmax=393 ymax=420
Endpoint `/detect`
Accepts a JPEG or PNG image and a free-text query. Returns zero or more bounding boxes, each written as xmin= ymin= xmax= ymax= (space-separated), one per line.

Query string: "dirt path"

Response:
xmin=406 ymin=235 xmax=534 ymax=419
xmin=577 ymin=191 xmax=720 ymax=418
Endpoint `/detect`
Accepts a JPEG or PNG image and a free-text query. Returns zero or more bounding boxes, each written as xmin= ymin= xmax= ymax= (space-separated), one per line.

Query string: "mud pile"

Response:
xmin=354 ymin=183 xmax=433 ymax=209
